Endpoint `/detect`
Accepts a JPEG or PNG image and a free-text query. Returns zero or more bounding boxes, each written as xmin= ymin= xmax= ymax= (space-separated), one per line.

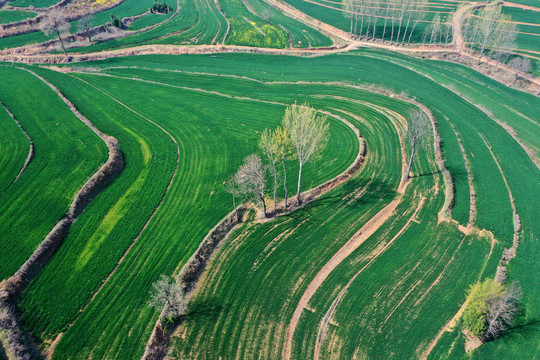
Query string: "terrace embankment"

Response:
xmin=0 ymin=68 xmax=124 ymax=359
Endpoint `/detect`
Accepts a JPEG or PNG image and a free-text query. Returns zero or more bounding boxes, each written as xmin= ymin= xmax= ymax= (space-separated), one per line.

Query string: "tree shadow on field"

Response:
xmin=307 ymin=178 xmax=398 ymax=212
xmin=182 ymin=297 xmax=229 ymax=324
xmin=412 ymin=170 xmax=441 ymax=178
xmin=445 ymin=164 xmax=468 ymax=184
xmin=497 ymin=318 xmax=540 ymax=344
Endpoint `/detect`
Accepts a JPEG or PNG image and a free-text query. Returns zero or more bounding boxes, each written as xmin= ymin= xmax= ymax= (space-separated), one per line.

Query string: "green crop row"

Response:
xmin=76 ymin=51 xmax=538 ymax=359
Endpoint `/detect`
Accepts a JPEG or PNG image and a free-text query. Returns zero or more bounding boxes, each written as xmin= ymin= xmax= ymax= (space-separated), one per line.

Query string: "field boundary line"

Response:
xmin=449 ymin=122 xmax=476 ymax=227
xmin=0 ymin=100 xmax=34 ymax=193
xmin=0 ymin=67 xmax=124 ymax=360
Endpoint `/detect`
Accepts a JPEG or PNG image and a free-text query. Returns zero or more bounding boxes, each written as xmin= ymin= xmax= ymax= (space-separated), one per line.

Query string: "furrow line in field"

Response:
xmin=314 ymin=195 xmax=425 ymax=359
xmin=0 ymin=100 xmax=34 ymax=193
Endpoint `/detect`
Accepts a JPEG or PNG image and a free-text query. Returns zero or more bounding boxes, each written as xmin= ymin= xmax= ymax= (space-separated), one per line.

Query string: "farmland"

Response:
xmin=0 ymin=0 xmax=539 ymax=359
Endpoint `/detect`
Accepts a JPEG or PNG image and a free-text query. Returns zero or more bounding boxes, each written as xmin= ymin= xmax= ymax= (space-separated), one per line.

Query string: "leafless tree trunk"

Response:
xmin=235 ymin=154 xmax=268 ymax=217
xmin=283 ymin=103 xmax=329 ymax=205
xmin=405 ymin=109 xmax=430 ymax=179
xmin=77 ymin=14 xmax=95 ymax=42
xmin=39 ymin=9 xmax=70 ymax=62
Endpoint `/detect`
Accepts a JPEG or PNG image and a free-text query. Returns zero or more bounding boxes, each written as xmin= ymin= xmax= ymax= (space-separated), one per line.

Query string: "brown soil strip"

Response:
xmin=214 ymin=0 xmax=230 ymax=44
xmin=0 ymin=101 xmax=34 ymax=193
xmin=0 ymin=68 xmax=123 ymax=360
xmin=210 ymin=0 xmax=224 ymax=45
xmin=314 ymin=196 xmax=425 ymax=360
xmin=503 ymin=1 xmax=540 ymax=12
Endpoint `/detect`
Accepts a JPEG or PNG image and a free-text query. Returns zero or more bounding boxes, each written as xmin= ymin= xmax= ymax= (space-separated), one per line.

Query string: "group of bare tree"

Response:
xmin=226 ymin=103 xmax=329 ymax=218
xmin=463 ymin=5 xmax=518 ymax=64
xmin=342 ymin=0 xmax=430 ymax=45
xmin=422 ymin=12 xmax=453 ymax=49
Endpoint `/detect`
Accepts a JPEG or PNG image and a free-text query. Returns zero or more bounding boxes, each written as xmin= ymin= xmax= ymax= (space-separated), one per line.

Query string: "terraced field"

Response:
xmin=0 ymin=0 xmax=538 ymax=359
xmin=0 ymin=10 xmax=35 ymax=24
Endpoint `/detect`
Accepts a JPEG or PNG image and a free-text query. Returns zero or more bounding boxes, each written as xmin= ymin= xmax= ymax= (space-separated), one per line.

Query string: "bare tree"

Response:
xmin=425 ymin=13 xmax=442 ymax=50
xmin=343 ymin=0 xmax=355 ymax=34
xmin=483 ymin=282 xmax=522 ymax=342
xmin=224 ymin=174 xmax=242 ymax=217
xmin=407 ymin=0 xmax=427 ymax=45
xmin=405 ymin=109 xmax=430 ymax=179
xmin=148 ymin=275 xmax=186 ymax=319
xmin=236 ymin=154 xmax=268 ymax=217
xmin=508 ymin=56 xmax=532 ymax=77
xmin=282 ymin=103 xmax=329 ymax=204
xmin=39 ymin=9 xmax=70 ymax=62
xmin=77 ymin=14 xmax=95 ymax=42
xmin=472 ymin=6 xmax=503 ymax=63
xmin=260 ymin=129 xmax=280 ymax=210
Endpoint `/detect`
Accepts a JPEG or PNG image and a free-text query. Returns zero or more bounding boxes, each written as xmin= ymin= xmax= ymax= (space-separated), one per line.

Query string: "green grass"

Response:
xmin=0 ymin=10 xmax=35 ymax=24
xmin=220 ymin=0 xmax=288 ymax=48
xmin=128 ymin=13 xmax=172 ymax=30
xmin=4 ymin=44 xmax=538 ymax=359
xmin=0 ymin=31 xmax=51 ymax=50
xmin=66 ymin=0 xmax=219 ymax=52
xmin=0 ymin=65 xmax=107 ymax=280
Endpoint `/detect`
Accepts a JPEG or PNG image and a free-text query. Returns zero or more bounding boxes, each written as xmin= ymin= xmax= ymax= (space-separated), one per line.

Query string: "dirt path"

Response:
xmin=314 ymin=195 xmax=425 ymax=359
xmin=0 ymin=101 xmax=34 ymax=193
xmin=282 ymin=101 xmax=410 ymax=360
xmin=503 ymin=1 xmax=540 ymax=12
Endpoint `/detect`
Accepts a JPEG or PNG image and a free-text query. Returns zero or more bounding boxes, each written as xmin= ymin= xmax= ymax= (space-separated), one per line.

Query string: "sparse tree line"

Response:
xmin=146 ymin=103 xmax=329 ymax=330
xmin=463 ymin=5 xmax=519 ymax=65
xmin=342 ymin=0 xmax=433 ymax=45
xmin=226 ymin=103 xmax=329 ymax=218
